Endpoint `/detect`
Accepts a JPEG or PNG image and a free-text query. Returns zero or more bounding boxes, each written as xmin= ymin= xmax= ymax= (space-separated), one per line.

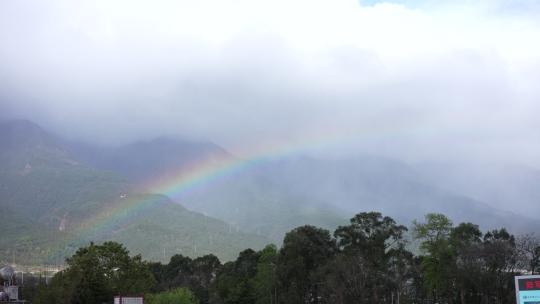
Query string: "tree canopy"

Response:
xmin=28 ymin=212 xmax=537 ymax=304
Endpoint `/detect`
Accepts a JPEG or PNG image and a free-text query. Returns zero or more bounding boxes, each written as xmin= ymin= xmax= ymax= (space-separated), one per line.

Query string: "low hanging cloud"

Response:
xmin=1 ymin=0 xmax=540 ymax=164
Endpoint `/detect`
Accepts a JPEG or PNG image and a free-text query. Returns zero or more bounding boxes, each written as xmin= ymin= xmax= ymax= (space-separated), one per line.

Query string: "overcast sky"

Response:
xmin=1 ymin=0 xmax=540 ymax=164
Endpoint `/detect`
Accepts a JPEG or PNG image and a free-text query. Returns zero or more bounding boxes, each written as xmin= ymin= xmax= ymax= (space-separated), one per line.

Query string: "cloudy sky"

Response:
xmin=1 ymin=0 xmax=540 ymax=164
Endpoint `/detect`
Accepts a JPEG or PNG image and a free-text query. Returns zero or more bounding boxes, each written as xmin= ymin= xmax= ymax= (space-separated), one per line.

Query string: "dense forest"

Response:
xmin=15 ymin=212 xmax=540 ymax=304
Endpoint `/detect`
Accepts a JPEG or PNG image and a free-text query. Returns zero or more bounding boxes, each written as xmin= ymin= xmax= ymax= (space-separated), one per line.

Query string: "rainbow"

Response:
xmin=69 ymin=127 xmax=352 ymax=234
xmin=47 ymin=195 xmax=171 ymax=262
xmin=142 ymin=125 xmax=381 ymax=200
xmin=49 ymin=124 xmax=419 ymax=261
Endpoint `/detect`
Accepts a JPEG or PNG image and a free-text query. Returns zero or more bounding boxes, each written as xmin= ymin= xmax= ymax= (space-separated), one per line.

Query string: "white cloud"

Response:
xmin=1 ymin=0 xmax=540 ymax=164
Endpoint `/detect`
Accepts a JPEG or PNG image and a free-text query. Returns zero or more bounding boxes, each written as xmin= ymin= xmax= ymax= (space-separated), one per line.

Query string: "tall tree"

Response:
xmin=332 ymin=212 xmax=410 ymax=303
xmin=481 ymin=228 xmax=519 ymax=304
xmin=192 ymin=254 xmax=222 ymax=304
xmin=211 ymin=249 xmax=260 ymax=304
xmin=517 ymin=234 xmax=540 ymax=275
xmin=450 ymin=223 xmax=483 ymax=304
xmin=277 ymin=225 xmax=337 ymax=304
xmin=413 ymin=213 xmax=455 ymax=303
xmin=335 ymin=212 xmax=407 ymax=257
xmin=35 ymin=242 xmax=155 ymax=304
xmin=253 ymin=245 xmax=278 ymax=304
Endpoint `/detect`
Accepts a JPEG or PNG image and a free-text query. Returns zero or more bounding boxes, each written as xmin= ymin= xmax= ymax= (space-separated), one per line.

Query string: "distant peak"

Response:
xmin=128 ymin=136 xmax=226 ymax=152
xmin=0 ymin=119 xmax=63 ymax=152
xmin=1 ymin=119 xmax=44 ymax=130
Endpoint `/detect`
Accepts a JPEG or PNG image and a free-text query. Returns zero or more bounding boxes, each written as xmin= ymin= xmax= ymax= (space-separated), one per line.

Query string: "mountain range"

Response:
xmin=0 ymin=120 xmax=269 ymax=264
xmin=1 ymin=119 xmax=539 ymax=265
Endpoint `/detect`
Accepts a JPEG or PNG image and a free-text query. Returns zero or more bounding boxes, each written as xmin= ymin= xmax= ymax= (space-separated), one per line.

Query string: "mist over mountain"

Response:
xmin=2 ymin=1 xmax=540 ymax=275
xmin=417 ymin=162 xmax=540 ymax=216
xmin=52 ymin=118 xmax=540 ymax=234
xmin=69 ymin=136 xmax=230 ymax=185
xmin=3 ymin=119 xmax=538 ymax=263
xmin=0 ymin=120 xmax=270 ymax=264
xmin=2 ymin=0 xmax=540 ymax=168
xmin=121 ymin=147 xmax=540 ymax=236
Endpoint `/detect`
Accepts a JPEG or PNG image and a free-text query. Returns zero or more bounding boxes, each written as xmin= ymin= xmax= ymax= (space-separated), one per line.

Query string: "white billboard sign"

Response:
xmin=515 ymin=275 xmax=540 ymax=304
xmin=114 ymin=296 xmax=144 ymax=304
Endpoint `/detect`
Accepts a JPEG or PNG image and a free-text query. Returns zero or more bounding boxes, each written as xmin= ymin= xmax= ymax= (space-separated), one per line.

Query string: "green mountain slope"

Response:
xmin=179 ymin=156 xmax=540 ymax=237
xmin=0 ymin=120 xmax=269 ymax=264
xmin=180 ymin=174 xmax=347 ymax=242
xmin=0 ymin=205 xmax=68 ymax=265
xmin=63 ymin=131 xmax=347 ymax=243
xmin=102 ymin=194 xmax=269 ymax=261
xmin=59 ymin=121 xmax=540 ymax=240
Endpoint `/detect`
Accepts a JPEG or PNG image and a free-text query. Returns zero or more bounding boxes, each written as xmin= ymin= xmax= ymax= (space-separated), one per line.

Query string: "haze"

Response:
xmin=1 ymin=0 xmax=540 ymax=166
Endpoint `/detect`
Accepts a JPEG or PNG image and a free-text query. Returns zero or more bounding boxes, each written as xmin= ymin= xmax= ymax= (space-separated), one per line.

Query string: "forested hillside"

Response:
xmin=0 ymin=120 xmax=269 ymax=263
xmin=2 ymin=119 xmax=540 ymax=265
xmin=25 ymin=212 xmax=539 ymax=304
